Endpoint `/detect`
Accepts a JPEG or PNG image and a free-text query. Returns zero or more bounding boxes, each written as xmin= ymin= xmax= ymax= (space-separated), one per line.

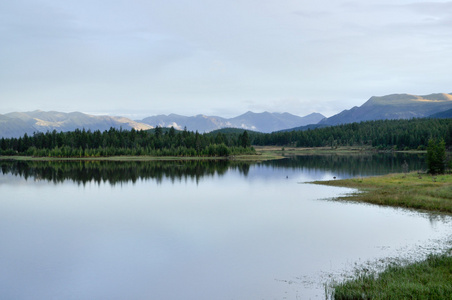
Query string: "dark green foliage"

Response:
xmin=252 ymin=118 xmax=452 ymax=149
xmin=208 ymin=128 xmax=252 ymax=134
xmin=426 ymin=139 xmax=446 ymax=174
xmin=238 ymin=130 xmax=251 ymax=148
xmin=0 ymin=127 xmax=256 ymax=157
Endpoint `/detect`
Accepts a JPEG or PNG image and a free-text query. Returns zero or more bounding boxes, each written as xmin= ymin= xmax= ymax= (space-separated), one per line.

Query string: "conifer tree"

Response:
xmin=426 ymin=138 xmax=446 ymax=174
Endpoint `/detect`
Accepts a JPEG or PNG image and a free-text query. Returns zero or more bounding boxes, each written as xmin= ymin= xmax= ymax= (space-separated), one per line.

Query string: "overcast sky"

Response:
xmin=1 ymin=0 xmax=451 ymax=118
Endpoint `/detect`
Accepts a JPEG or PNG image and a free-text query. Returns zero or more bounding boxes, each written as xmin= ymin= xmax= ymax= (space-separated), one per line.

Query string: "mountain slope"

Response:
xmin=320 ymin=93 xmax=452 ymax=125
xmin=139 ymin=112 xmax=325 ymax=133
xmin=1 ymin=110 xmax=152 ymax=138
xmin=0 ymin=114 xmax=37 ymax=138
xmin=228 ymin=112 xmax=325 ymax=133
xmin=429 ymin=108 xmax=452 ymax=119
xmin=141 ymin=114 xmax=229 ymax=132
xmin=1 ymin=110 xmax=325 ymax=138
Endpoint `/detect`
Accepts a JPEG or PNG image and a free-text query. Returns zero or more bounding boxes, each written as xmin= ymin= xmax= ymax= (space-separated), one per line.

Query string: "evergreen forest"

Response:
xmin=0 ymin=118 xmax=451 ymax=157
xmin=251 ymin=118 xmax=452 ymax=150
xmin=0 ymin=127 xmax=253 ymax=157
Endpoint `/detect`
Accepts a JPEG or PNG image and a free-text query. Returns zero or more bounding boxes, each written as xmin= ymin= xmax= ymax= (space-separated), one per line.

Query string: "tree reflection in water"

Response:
xmin=0 ymin=152 xmax=425 ymax=185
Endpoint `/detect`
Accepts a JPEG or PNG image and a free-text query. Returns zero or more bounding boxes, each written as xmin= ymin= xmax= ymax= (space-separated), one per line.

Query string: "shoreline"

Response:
xmin=0 ymin=151 xmax=283 ymax=162
xmin=313 ymin=172 xmax=452 ymax=299
xmin=312 ymin=172 xmax=452 ymax=214
xmin=0 ymin=146 xmax=429 ymax=162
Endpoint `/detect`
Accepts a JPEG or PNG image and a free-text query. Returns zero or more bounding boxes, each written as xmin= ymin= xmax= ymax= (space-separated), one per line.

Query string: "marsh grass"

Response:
xmin=313 ymin=172 xmax=452 ymax=213
xmin=332 ymin=253 xmax=452 ymax=300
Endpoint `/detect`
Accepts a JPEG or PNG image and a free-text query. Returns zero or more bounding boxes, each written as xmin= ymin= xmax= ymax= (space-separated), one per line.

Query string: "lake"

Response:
xmin=0 ymin=153 xmax=451 ymax=299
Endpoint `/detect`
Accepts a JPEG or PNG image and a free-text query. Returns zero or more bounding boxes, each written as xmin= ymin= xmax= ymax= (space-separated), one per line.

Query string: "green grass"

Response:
xmin=313 ymin=172 xmax=452 ymax=213
xmin=332 ymin=253 xmax=452 ymax=300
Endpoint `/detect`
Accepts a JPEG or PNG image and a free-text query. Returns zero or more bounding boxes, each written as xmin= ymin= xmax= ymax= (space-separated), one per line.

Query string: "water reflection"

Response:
xmin=0 ymin=160 xmax=235 ymax=185
xmin=0 ymin=153 xmax=425 ymax=185
xmin=0 ymin=152 xmax=449 ymax=300
xmin=268 ymin=153 xmax=426 ymax=177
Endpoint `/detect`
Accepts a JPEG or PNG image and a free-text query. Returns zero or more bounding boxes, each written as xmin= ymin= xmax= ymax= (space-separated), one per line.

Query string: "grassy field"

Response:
xmin=313 ymin=172 xmax=452 ymax=213
xmin=314 ymin=172 xmax=452 ymax=299
xmin=332 ymin=253 xmax=452 ymax=300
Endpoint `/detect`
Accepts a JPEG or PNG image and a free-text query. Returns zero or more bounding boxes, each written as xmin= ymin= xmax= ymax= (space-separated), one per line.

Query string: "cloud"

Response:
xmin=1 ymin=0 xmax=452 ymax=117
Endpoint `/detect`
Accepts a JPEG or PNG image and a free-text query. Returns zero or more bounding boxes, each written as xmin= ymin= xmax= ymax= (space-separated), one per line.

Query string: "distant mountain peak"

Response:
xmin=365 ymin=93 xmax=452 ymax=106
xmin=321 ymin=92 xmax=452 ymax=126
xmin=1 ymin=111 xmax=152 ymax=138
xmin=139 ymin=111 xmax=325 ymax=133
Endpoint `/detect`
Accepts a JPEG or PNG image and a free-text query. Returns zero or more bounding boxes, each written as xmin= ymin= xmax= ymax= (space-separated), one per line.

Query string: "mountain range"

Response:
xmin=140 ymin=111 xmax=325 ymax=133
xmin=0 ymin=110 xmax=325 ymax=138
xmin=1 ymin=93 xmax=451 ymax=138
xmin=0 ymin=111 xmax=152 ymax=138
xmin=319 ymin=93 xmax=452 ymax=126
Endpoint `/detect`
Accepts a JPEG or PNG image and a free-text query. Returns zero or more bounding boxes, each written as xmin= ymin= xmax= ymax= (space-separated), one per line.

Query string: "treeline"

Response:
xmin=0 ymin=127 xmax=254 ymax=157
xmin=251 ymin=118 xmax=452 ymax=150
xmin=1 ymin=118 xmax=452 ymax=157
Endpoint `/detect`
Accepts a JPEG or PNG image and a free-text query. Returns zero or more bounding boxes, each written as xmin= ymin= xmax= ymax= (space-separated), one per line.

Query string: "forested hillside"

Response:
xmin=252 ymin=118 xmax=452 ymax=149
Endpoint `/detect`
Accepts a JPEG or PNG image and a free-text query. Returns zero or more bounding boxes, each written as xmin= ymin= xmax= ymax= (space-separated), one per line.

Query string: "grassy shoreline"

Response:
xmin=314 ymin=172 xmax=452 ymax=299
xmin=254 ymin=145 xmax=428 ymax=155
xmin=0 ymin=149 xmax=284 ymax=162
xmin=313 ymin=172 xmax=452 ymax=214
xmin=0 ymin=146 xmax=429 ymax=162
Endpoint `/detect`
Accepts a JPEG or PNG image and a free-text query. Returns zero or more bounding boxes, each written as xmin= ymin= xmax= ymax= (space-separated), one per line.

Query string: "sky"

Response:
xmin=1 ymin=0 xmax=451 ymax=119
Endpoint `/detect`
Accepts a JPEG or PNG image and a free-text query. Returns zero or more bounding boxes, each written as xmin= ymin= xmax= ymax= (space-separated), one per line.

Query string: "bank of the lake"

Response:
xmin=255 ymin=145 xmax=429 ymax=156
xmin=0 ymin=146 xmax=430 ymax=163
xmin=314 ymin=173 xmax=452 ymax=299
xmin=313 ymin=172 xmax=452 ymax=214
xmin=0 ymin=151 xmax=283 ymax=162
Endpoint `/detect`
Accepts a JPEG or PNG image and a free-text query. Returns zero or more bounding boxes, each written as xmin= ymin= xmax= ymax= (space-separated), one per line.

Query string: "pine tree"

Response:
xmin=426 ymin=138 xmax=446 ymax=174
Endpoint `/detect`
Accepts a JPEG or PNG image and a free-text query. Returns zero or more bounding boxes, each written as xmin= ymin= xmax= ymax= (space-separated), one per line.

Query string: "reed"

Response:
xmin=332 ymin=253 xmax=452 ymax=300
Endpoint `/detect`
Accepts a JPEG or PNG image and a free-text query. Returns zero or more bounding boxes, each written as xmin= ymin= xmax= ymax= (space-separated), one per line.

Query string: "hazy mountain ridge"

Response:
xmin=0 ymin=110 xmax=325 ymax=138
xmin=140 ymin=114 xmax=229 ymax=133
xmin=0 ymin=114 xmax=37 ymax=138
xmin=0 ymin=110 xmax=152 ymax=138
xmin=2 ymin=92 xmax=452 ymax=138
xmin=320 ymin=93 xmax=452 ymax=126
xmin=138 ymin=112 xmax=325 ymax=133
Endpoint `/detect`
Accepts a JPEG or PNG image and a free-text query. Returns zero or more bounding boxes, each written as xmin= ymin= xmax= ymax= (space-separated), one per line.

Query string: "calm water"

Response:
xmin=0 ymin=154 xmax=450 ymax=300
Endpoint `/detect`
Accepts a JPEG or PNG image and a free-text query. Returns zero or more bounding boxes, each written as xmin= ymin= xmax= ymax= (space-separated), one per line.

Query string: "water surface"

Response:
xmin=0 ymin=154 xmax=450 ymax=299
